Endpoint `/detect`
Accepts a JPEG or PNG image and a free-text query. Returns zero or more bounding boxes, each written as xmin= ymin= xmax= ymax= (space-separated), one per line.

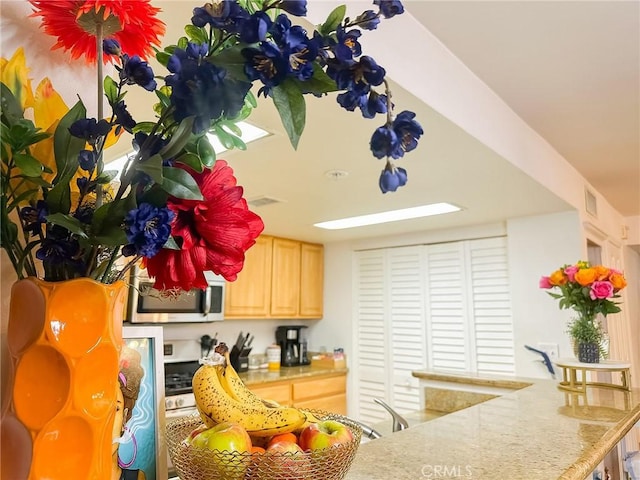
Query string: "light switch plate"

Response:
xmin=538 ymin=342 xmax=559 ymax=360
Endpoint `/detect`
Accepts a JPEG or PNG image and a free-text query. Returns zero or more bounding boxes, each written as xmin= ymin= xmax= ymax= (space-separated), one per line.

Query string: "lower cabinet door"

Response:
xmin=295 ymin=394 xmax=347 ymax=416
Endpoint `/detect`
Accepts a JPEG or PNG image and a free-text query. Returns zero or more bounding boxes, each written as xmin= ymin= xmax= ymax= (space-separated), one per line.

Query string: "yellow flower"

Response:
xmin=609 ymin=273 xmax=627 ymax=291
xmin=549 ymin=269 xmax=567 ymax=286
xmin=0 ymin=48 xmax=35 ymax=110
xmin=575 ymin=268 xmax=597 ymax=286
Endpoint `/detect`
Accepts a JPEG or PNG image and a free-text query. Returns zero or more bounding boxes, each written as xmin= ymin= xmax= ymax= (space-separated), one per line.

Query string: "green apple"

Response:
xmin=189 ymin=422 xmax=252 ymax=480
xmin=299 ymin=420 xmax=354 ymax=451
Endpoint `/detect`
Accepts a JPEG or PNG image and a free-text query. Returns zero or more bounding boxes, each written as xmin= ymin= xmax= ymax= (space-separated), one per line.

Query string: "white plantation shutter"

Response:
xmin=467 ymin=238 xmax=515 ymax=375
xmin=388 ymin=247 xmax=426 ymax=414
xmin=353 ymin=237 xmax=515 ymax=422
xmin=354 ymin=251 xmax=389 ymax=424
xmin=425 ymin=243 xmax=469 ymax=371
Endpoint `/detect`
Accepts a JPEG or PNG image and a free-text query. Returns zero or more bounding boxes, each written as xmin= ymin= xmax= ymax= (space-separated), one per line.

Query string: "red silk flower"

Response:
xmin=145 ymin=160 xmax=265 ymax=292
xmin=29 ymin=0 xmax=165 ymax=63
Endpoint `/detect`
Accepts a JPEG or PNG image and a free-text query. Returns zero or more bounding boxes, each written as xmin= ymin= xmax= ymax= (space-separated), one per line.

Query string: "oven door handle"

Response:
xmin=165 ymin=406 xmax=199 ymax=419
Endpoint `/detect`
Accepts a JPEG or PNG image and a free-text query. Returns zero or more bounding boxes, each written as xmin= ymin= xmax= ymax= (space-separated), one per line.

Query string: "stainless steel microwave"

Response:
xmin=127 ymin=266 xmax=226 ymax=323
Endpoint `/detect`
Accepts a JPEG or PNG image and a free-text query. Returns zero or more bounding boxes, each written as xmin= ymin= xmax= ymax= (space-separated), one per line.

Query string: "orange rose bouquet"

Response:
xmin=539 ymin=261 xmax=627 ymax=361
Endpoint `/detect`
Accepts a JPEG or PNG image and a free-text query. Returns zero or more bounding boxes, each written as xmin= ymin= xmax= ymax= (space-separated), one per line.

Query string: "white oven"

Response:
xmin=164 ymin=360 xmax=201 ymax=478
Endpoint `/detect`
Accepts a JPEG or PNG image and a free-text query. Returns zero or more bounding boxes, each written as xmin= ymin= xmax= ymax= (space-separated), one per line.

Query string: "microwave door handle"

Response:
xmin=202 ymin=287 xmax=211 ymax=316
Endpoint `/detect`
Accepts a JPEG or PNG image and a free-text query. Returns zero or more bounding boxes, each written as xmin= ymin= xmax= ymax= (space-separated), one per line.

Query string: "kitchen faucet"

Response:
xmin=374 ymin=398 xmax=409 ymax=432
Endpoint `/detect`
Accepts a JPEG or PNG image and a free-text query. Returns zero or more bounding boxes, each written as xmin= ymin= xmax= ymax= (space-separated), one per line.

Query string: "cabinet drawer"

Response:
xmin=295 ymin=393 xmax=347 ymax=416
xmin=249 ymin=383 xmax=291 ymax=405
xmin=292 ymin=375 xmax=346 ymax=402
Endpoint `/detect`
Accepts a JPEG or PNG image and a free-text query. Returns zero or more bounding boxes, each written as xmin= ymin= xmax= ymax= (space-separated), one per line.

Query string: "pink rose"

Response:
xmin=539 ymin=276 xmax=552 ymax=289
xmin=564 ymin=265 xmax=579 ymax=282
xmin=590 ymin=281 xmax=614 ymax=300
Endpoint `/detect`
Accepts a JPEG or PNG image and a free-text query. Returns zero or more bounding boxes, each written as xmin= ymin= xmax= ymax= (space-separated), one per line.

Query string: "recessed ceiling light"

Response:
xmin=106 ymin=121 xmax=269 ymax=176
xmin=314 ymin=203 xmax=462 ymax=230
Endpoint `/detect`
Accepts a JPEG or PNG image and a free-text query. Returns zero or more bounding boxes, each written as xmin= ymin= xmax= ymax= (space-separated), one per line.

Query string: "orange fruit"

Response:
xmin=267 ymin=432 xmax=298 ymax=449
xmin=251 ymin=446 xmax=266 ymax=454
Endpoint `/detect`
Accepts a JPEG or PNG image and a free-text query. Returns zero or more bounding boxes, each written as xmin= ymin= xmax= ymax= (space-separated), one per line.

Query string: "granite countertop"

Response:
xmin=346 ymin=371 xmax=640 ymax=480
xmin=237 ymin=365 xmax=348 ymax=386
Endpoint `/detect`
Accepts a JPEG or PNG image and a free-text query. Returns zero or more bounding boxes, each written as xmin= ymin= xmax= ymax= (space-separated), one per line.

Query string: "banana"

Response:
xmin=193 ymin=364 xmax=307 ymax=437
xmin=218 ymin=351 xmax=266 ymax=409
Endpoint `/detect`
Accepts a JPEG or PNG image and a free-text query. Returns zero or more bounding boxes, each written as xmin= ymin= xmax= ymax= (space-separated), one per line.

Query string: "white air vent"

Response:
xmin=247 ymin=196 xmax=283 ymax=208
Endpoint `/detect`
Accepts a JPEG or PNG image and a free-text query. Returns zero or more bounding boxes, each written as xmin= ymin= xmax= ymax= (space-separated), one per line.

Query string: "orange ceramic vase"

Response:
xmin=1 ymin=277 xmax=126 ymax=479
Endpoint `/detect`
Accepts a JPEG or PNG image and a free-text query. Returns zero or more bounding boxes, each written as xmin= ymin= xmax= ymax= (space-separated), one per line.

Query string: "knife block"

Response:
xmin=230 ymin=345 xmax=251 ymax=372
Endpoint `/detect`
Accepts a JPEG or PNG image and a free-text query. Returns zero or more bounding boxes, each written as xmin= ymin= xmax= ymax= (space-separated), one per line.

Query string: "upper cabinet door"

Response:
xmin=270 ymin=238 xmax=301 ymax=318
xmin=224 ymin=235 xmax=273 ymax=318
xmin=299 ymin=243 xmax=324 ymax=318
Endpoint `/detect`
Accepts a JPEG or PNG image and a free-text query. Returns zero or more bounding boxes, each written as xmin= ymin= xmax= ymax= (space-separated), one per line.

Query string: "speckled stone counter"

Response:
xmin=345 ymin=372 xmax=640 ymax=480
xmin=237 ymin=365 xmax=348 ymax=386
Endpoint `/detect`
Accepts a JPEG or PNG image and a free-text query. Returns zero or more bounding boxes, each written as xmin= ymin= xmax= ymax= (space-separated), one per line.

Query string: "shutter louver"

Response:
xmin=468 ymin=238 xmax=515 ymax=375
xmin=354 ymin=252 xmax=388 ymax=424
xmin=425 ymin=244 xmax=468 ymax=372
xmin=389 ymin=248 xmax=425 ymax=413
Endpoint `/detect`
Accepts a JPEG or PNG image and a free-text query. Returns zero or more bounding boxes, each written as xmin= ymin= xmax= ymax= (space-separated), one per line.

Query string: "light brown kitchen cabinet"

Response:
xmin=224 ymin=235 xmax=273 ymax=318
xmin=270 ymin=238 xmax=301 ymax=317
xmin=248 ymin=381 xmax=291 ymax=406
xmin=299 ymin=243 xmax=324 ymax=317
xmin=246 ymin=373 xmax=347 ymax=415
xmin=292 ymin=374 xmax=347 ymax=415
xmin=224 ymin=235 xmax=323 ymax=319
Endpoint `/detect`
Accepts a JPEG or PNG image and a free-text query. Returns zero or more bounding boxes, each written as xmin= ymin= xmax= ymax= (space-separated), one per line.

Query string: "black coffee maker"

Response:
xmin=275 ymin=325 xmax=310 ymax=367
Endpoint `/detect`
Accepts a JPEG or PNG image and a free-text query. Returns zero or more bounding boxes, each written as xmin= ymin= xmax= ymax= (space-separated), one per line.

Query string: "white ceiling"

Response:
xmin=102 ymin=1 xmax=638 ymax=244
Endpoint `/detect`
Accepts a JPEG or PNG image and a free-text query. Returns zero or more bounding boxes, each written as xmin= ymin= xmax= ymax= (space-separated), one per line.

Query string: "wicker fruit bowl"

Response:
xmin=167 ymin=412 xmax=362 ymax=480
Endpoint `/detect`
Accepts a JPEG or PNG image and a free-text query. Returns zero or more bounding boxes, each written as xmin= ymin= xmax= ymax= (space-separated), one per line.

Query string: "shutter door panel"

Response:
xmin=425 ymin=244 xmax=468 ymax=371
xmin=468 ymin=238 xmax=515 ymax=375
xmin=354 ymin=251 xmax=388 ymax=424
xmin=388 ymin=247 xmax=425 ymax=413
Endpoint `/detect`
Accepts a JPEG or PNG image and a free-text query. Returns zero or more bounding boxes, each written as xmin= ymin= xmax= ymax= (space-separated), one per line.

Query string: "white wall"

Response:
xmin=159 ymin=318 xmax=319 ymax=360
xmin=506 ymin=211 xmax=583 ymax=377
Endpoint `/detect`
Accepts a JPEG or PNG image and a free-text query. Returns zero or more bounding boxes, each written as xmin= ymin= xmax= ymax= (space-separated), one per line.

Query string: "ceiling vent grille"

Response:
xmin=248 ymin=196 xmax=283 ymax=208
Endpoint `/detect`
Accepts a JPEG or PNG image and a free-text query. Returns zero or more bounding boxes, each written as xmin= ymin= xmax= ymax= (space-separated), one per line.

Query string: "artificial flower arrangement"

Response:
xmin=1 ymin=0 xmax=422 ymax=293
xmin=539 ymin=261 xmax=627 ymax=354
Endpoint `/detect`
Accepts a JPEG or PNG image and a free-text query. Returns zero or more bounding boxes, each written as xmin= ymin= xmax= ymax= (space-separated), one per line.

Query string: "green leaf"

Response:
xmin=197 ymin=136 xmax=216 ymax=167
xmin=156 ymin=51 xmax=170 ymax=67
xmin=94 ymin=228 xmax=128 ymax=246
xmin=13 ymin=153 xmax=43 ymax=177
xmin=177 ymin=36 xmax=189 ymax=50
xmin=214 ymin=125 xmax=235 ymax=150
xmin=185 ymin=24 xmax=208 ymax=44
xmin=175 ymin=152 xmax=204 ymax=172
xmin=0 ymin=82 xmax=24 ymax=125
xmin=139 ymin=186 xmax=168 ymax=207
xmin=272 ymin=79 xmax=306 ymax=149
xmin=155 ymin=89 xmax=171 ymax=109
xmin=160 ymin=116 xmax=195 ymax=160
xmin=297 ymin=64 xmax=339 ymax=95
xmin=132 ymin=122 xmax=157 ymax=134
xmin=161 ymin=167 xmax=203 ymax=200
xmin=319 ymin=5 xmax=346 ymax=36
xmin=208 ymin=46 xmax=249 ymax=81
xmin=136 ymin=153 xmax=164 ymax=184
xmin=48 ymin=100 xmax=87 ymax=214
xmin=95 ymin=170 xmax=118 ymax=184
xmin=104 ymin=76 xmax=119 ymax=105
xmin=46 ymin=213 xmax=88 ymax=238
xmin=230 ymin=135 xmax=247 ymax=151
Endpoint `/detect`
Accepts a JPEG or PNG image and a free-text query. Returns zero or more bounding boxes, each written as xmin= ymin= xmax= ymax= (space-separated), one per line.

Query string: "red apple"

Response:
xmin=263 ymin=440 xmax=311 ymax=479
xmin=189 ymin=422 xmax=252 ymax=480
xmin=298 ymin=420 xmax=354 ymax=451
